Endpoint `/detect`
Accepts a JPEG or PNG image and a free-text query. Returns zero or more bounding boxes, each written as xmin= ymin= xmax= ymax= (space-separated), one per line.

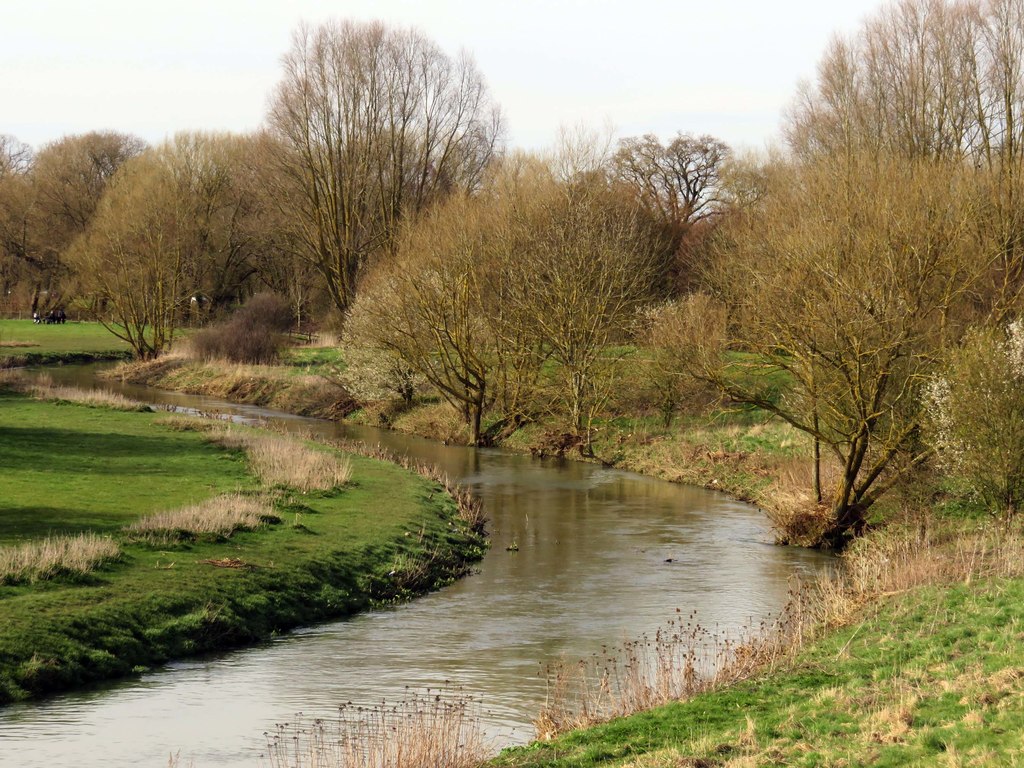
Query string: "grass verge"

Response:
xmin=0 ymin=385 xmax=486 ymax=704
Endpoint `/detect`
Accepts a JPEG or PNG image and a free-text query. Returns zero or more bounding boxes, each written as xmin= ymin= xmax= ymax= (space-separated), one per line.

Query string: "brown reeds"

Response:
xmin=212 ymin=430 xmax=352 ymax=493
xmin=0 ymin=533 xmax=121 ymax=584
xmin=124 ymin=493 xmax=278 ymax=543
xmin=260 ymin=689 xmax=491 ymax=768
xmin=534 ymin=611 xmax=781 ymax=740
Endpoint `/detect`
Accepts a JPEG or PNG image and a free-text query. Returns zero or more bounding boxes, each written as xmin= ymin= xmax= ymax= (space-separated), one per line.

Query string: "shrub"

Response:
xmin=190 ymin=292 xmax=293 ymax=365
xmin=925 ymin=320 xmax=1024 ymax=519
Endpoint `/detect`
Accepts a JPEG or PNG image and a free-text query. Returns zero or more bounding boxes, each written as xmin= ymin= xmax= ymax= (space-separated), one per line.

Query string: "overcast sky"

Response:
xmin=2 ymin=0 xmax=886 ymax=153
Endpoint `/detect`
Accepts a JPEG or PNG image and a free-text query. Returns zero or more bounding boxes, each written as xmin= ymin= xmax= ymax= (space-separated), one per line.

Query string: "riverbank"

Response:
xmin=110 ymin=350 xmax=812 ymax=540
xmin=0 ymin=379 xmax=486 ymax=704
xmin=492 ymin=520 xmax=1024 ymax=767
xmin=0 ymin=319 xmax=133 ymax=368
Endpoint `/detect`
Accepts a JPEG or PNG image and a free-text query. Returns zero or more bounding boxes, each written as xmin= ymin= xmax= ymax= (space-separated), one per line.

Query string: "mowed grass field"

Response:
xmin=0 ymin=386 xmax=484 ymax=702
xmin=0 ymin=319 xmax=131 ymax=364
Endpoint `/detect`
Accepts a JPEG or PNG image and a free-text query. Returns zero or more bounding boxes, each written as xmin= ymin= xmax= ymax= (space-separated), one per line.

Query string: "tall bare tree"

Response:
xmin=267 ymin=19 xmax=503 ymax=315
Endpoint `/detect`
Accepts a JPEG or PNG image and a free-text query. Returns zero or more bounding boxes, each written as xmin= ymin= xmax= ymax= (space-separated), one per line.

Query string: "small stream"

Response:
xmin=0 ymin=367 xmax=831 ymax=767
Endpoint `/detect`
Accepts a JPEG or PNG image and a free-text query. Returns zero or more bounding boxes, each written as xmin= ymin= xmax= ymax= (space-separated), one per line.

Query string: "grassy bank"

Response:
xmin=0 ymin=319 xmax=132 ymax=367
xmin=492 ymin=522 xmax=1024 ymax=767
xmin=0 ymin=382 xmax=485 ymax=703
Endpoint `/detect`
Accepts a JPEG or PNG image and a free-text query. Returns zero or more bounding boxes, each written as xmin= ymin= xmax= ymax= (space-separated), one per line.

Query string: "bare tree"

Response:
xmin=266 ymin=19 xmax=503 ymax=316
xmin=346 ymin=194 xmax=494 ymax=444
xmin=68 ymin=133 xmax=263 ymax=358
xmin=612 ymin=133 xmax=728 ymax=231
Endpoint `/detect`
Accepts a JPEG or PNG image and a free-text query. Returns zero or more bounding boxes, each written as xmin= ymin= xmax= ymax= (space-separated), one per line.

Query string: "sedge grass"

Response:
xmin=0 ymin=533 xmax=120 ymax=585
xmin=24 ymin=374 xmax=148 ymax=411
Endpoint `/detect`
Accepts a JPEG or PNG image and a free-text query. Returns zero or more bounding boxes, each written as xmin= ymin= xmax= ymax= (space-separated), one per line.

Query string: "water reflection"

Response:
xmin=0 ymin=367 xmax=830 ymax=767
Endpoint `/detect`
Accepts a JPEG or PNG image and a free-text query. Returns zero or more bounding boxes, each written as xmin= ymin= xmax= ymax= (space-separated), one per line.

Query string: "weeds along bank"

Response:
xmin=491 ymin=520 xmax=1024 ymax=767
xmin=0 ymin=374 xmax=486 ymax=703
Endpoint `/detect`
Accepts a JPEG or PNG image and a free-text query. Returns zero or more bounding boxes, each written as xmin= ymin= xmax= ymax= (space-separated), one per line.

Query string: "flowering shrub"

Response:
xmin=925 ymin=321 xmax=1024 ymax=518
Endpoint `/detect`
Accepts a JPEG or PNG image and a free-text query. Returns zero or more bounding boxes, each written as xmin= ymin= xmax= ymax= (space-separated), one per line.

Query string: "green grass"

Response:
xmin=0 ymin=388 xmax=484 ymax=703
xmin=282 ymin=345 xmax=347 ymax=369
xmin=494 ymin=575 xmax=1024 ymax=767
xmin=0 ymin=320 xmax=131 ymax=365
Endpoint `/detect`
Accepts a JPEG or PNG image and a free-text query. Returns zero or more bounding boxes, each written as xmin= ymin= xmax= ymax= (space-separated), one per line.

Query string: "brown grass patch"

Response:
xmin=14 ymin=373 xmax=148 ymax=411
xmin=212 ymin=429 xmax=352 ymax=492
xmin=0 ymin=533 xmax=121 ymax=585
xmin=261 ymin=689 xmax=490 ymax=768
xmin=0 ymin=340 xmax=34 ymax=348
xmin=124 ymin=493 xmax=278 ymax=543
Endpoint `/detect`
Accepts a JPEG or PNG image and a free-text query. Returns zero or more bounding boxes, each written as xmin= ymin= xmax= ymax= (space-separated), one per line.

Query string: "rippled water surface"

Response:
xmin=0 ymin=368 xmax=830 ymax=767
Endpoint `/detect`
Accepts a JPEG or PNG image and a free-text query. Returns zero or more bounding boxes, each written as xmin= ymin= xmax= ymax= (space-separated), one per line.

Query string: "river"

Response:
xmin=0 ymin=367 xmax=830 ymax=767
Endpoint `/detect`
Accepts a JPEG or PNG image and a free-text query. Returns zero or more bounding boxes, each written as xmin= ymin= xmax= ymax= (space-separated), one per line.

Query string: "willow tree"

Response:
xmin=69 ymin=134 xmax=260 ymax=358
xmin=267 ymin=19 xmax=503 ymax=316
xmin=705 ymin=154 xmax=987 ymax=548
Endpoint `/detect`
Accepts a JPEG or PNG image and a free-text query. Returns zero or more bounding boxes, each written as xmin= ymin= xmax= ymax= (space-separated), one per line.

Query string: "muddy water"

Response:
xmin=0 ymin=367 xmax=830 ymax=767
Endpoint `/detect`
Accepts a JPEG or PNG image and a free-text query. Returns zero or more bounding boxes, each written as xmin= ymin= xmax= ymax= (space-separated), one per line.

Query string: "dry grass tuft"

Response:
xmin=124 ymin=494 xmax=278 ymax=543
xmin=213 ymin=429 xmax=352 ymax=492
xmin=14 ymin=373 xmax=147 ymax=411
xmin=261 ymin=689 xmax=490 ymax=768
xmin=0 ymin=340 xmax=34 ymax=348
xmin=757 ymin=456 xmax=843 ymax=546
xmin=0 ymin=533 xmax=121 ymax=585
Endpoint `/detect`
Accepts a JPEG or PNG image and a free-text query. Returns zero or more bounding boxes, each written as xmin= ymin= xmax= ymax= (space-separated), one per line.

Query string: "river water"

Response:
xmin=0 ymin=368 xmax=830 ymax=767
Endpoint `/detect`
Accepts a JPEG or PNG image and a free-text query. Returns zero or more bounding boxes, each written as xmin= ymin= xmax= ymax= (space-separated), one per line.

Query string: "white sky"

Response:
xmin=1 ymin=0 xmax=886 ymax=153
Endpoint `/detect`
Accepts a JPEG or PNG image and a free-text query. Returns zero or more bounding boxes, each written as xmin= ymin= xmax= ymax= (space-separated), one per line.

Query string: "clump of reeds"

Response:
xmin=260 ymin=689 xmax=490 ymax=768
xmin=534 ymin=611 xmax=779 ymax=740
xmin=16 ymin=373 xmax=148 ymax=411
xmin=0 ymin=533 xmax=121 ymax=585
xmin=213 ymin=430 xmax=352 ymax=492
xmin=124 ymin=493 xmax=278 ymax=544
